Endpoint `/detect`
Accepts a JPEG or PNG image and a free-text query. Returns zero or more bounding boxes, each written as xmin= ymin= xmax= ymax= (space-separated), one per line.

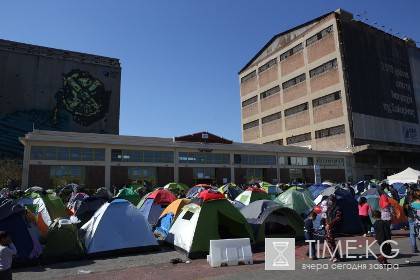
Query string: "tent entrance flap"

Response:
xmin=264 ymin=213 xmax=296 ymax=237
xmin=217 ymin=212 xmax=249 ymax=239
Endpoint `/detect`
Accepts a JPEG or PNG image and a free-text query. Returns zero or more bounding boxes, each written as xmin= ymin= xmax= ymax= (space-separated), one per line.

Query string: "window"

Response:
xmin=284 ymin=103 xmax=308 ymax=117
xmin=309 ymin=59 xmax=338 ymax=78
xmin=242 ymin=95 xmax=258 ymax=107
xmin=306 ymin=25 xmax=333 ymax=46
xmin=258 ymin=58 xmax=277 ymax=74
xmin=31 ymin=146 xmax=44 ymax=160
xmin=262 ymin=112 xmax=281 ymax=124
xmin=70 ymin=148 xmax=81 ymax=161
xmin=111 ymin=149 xmax=174 ymax=163
xmin=57 ymin=147 xmax=69 ymax=160
xmin=280 ymin=43 xmax=303 ymax=61
xmin=286 ymin=133 xmax=312 ymax=145
xmin=193 ymin=167 xmax=214 ymax=179
xmin=44 ymin=147 xmax=57 ymax=160
xmin=128 ymin=167 xmax=156 ymax=179
xmin=178 ymin=152 xmax=230 ymax=164
xmin=233 ymin=154 xmax=276 ymax=165
xmin=282 ymin=73 xmax=306 ymax=90
xmin=241 ymin=70 xmax=256 ymax=83
xmin=260 ymin=86 xmax=280 ymax=100
xmin=82 ymin=148 xmax=94 ymax=161
xmin=315 ymin=125 xmax=345 ymax=139
xmin=264 ymin=139 xmax=283 ymax=145
xmin=312 ymin=91 xmax=341 ymax=107
xmin=182 ymin=211 xmax=194 ymax=220
xmin=288 ymin=157 xmax=313 ymax=166
xmin=243 ymin=120 xmax=259 ymax=130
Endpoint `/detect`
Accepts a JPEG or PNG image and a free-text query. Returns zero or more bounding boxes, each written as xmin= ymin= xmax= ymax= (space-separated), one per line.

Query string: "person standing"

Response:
xmin=404 ymin=184 xmax=419 ymax=253
xmin=372 ymin=210 xmax=392 ymax=265
xmin=388 ymin=185 xmax=399 ymax=203
xmin=304 ymin=212 xmax=318 ymax=260
xmin=0 ymin=231 xmax=17 ymax=280
xmin=379 ymin=194 xmax=395 ymax=229
xmin=325 ymin=194 xmax=342 ymax=262
xmin=358 ymin=197 xmax=373 ymax=236
xmin=410 ymin=188 xmax=420 ymax=249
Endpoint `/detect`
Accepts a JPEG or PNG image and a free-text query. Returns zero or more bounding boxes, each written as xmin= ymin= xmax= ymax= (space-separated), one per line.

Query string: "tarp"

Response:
xmin=387 ymin=167 xmax=420 ymax=184
xmin=240 ymin=200 xmax=304 ymax=244
xmin=80 ymin=199 xmax=158 ymax=255
xmin=166 ymin=190 xmax=255 ymax=259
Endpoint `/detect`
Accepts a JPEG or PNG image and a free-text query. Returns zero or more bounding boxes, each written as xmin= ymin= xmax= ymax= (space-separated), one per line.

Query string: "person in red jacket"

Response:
xmin=325 ymin=194 xmax=342 ymax=262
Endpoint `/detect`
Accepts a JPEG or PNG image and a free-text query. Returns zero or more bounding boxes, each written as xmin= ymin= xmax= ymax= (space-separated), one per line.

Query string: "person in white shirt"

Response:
xmin=0 ymin=231 xmax=17 ymax=280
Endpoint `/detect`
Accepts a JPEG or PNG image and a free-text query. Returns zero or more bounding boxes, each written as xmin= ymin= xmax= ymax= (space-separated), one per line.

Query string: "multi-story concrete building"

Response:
xmin=0 ymin=39 xmax=121 ymax=158
xmin=239 ymin=9 xmax=420 ymax=181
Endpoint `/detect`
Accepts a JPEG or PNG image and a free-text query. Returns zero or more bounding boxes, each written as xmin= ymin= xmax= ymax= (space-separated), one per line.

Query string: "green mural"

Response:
xmin=52 ymin=69 xmax=111 ymax=127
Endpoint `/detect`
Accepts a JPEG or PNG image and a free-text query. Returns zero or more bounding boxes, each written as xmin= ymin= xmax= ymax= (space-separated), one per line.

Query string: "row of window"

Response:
xmin=284 ymin=102 xmax=308 ymax=117
xmin=262 ymin=112 xmax=281 ymax=124
xmin=286 ymin=124 xmax=346 ymax=145
xmin=234 ymin=154 xmax=276 ymax=165
xmin=241 ymin=25 xmax=334 ymax=85
xmin=111 ymin=149 xmax=174 ymax=163
xmin=31 ymin=146 xmax=105 ymax=161
xmin=242 ymin=60 xmax=338 ymax=108
xmin=179 ymin=152 xmax=230 ymax=164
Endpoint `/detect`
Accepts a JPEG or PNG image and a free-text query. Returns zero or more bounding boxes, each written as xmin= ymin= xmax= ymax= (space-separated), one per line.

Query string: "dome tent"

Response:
xmin=137 ymin=190 xmax=177 ymax=226
xmin=165 ymin=190 xmax=255 ymax=259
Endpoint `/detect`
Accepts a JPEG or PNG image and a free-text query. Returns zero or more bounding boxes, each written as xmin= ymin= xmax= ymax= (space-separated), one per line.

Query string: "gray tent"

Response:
xmin=240 ymin=200 xmax=304 ymax=244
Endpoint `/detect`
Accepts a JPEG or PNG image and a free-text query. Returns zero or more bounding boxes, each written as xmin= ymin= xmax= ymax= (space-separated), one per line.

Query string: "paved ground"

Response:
xmin=13 ymin=230 xmax=420 ymax=280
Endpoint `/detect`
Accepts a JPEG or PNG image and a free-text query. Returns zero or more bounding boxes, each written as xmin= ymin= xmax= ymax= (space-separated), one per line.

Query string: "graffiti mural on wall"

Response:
xmin=51 ymin=69 xmax=111 ymax=127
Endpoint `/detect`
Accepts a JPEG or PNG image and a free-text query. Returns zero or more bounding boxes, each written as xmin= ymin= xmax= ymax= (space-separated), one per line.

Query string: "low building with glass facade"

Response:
xmin=19 ymin=130 xmax=351 ymax=190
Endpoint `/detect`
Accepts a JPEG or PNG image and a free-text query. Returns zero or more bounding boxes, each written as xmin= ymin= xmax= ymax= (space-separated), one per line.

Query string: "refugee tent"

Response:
xmin=387 ymin=167 xmax=420 ymax=184
xmin=240 ymin=200 xmax=304 ymax=244
xmin=274 ymin=190 xmax=315 ymax=215
xmin=218 ymin=183 xmax=244 ymax=201
xmin=185 ymin=184 xmax=213 ymax=199
xmin=308 ymin=184 xmax=331 ymax=199
xmin=166 ymin=190 xmax=255 ymax=259
xmin=163 ymin=182 xmax=189 ymax=196
xmin=314 ymin=186 xmax=350 ymax=205
xmin=116 ymin=187 xmax=141 ymax=206
xmin=18 ymin=188 xmax=69 ymax=237
xmin=0 ymin=197 xmax=41 ymax=265
xmin=41 ymin=218 xmax=85 ymax=264
xmin=233 ymin=188 xmax=271 ymax=209
xmin=366 ymin=197 xmax=408 ymax=229
xmin=361 ymin=188 xmax=386 ymax=197
xmin=287 ymin=186 xmax=314 ymax=200
xmin=80 ymin=199 xmax=158 ymax=255
xmin=74 ymin=195 xmax=110 ymax=228
xmin=138 ymin=190 xmax=177 ymax=225
xmin=313 ymin=187 xmax=362 ymax=234
xmin=154 ymin=198 xmax=191 ymax=238
xmin=261 ymin=185 xmax=282 ymax=199
xmin=67 ymin=192 xmax=89 ymax=214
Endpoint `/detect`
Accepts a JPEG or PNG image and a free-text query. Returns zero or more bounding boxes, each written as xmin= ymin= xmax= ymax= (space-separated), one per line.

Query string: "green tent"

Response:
xmin=41 ymin=218 xmax=85 ymax=264
xmin=18 ymin=190 xmax=69 ymax=237
xmin=274 ymin=189 xmax=315 ymax=215
xmin=166 ymin=190 xmax=255 ymax=259
xmin=287 ymin=186 xmax=314 ymax=200
xmin=116 ymin=187 xmax=141 ymax=206
xmin=233 ymin=188 xmax=271 ymax=208
xmin=163 ymin=182 xmax=189 ymax=195
xmin=240 ymin=200 xmax=304 ymax=244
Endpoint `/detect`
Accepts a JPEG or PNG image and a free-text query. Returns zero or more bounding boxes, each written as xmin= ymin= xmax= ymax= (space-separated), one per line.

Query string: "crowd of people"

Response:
xmin=304 ymin=183 xmax=420 ymax=265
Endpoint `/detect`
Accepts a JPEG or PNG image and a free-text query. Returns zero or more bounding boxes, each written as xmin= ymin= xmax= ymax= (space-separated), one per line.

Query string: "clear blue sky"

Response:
xmin=1 ymin=1 xmax=419 ymax=142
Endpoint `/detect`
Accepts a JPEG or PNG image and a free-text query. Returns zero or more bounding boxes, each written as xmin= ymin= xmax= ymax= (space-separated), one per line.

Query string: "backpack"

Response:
xmin=412 ymin=205 xmax=420 ymax=239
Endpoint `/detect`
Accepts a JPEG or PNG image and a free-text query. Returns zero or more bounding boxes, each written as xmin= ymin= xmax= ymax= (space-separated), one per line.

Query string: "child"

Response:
xmin=372 ymin=210 xmax=392 ymax=265
xmin=358 ymin=197 xmax=373 ymax=236
xmin=304 ymin=212 xmax=318 ymax=260
xmin=319 ymin=200 xmax=328 ymax=230
xmin=0 ymin=231 xmax=17 ymax=279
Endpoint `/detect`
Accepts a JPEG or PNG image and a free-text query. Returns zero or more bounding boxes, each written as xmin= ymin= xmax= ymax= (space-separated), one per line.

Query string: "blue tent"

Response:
xmin=308 ymin=184 xmax=330 ymax=199
xmin=0 ymin=197 xmax=39 ymax=265
xmin=154 ymin=212 xmax=174 ymax=237
xmin=312 ymin=187 xmax=362 ymax=234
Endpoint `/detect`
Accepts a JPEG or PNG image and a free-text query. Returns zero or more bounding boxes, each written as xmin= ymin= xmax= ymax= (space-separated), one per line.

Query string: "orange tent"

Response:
xmin=159 ymin=198 xmax=191 ymax=220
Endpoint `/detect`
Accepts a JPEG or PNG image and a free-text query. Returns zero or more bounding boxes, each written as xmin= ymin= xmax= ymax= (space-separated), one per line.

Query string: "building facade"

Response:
xmin=19 ymin=130 xmax=351 ymax=189
xmin=239 ymin=9 xmax=420 ymax=181
xmin=0 ymin=39 xmax=121 ymax=158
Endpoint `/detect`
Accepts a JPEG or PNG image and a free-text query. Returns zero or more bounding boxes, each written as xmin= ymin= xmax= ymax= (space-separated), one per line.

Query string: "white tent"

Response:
xmin=387 ymin=167 xmax=420 ymax=184
xmin=80 ymin=199 xmax=158 ymax=254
